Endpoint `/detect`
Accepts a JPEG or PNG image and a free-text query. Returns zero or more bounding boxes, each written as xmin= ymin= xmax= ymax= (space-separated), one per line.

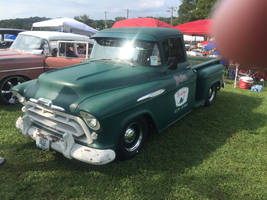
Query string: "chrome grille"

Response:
xmin=25 ymin=101 xmax=92 ymax=143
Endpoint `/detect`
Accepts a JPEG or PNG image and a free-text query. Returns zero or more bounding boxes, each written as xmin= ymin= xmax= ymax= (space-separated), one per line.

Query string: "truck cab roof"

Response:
xmin=92 ymin=27 xmax=182 ymax=41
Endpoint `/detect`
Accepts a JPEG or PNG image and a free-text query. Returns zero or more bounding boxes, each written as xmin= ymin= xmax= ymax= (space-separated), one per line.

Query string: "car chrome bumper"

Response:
xmin=16 ymin=116 xmax=116 ymax=165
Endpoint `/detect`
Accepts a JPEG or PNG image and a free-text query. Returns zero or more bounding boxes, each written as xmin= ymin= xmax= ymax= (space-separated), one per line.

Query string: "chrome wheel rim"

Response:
xmin=208 ymin=88 xmax=215 ymax=102
xmin=123 ymin=122 xmax=143 ymax=152
xmin=0 ymin=76 xmax=25 ymax=104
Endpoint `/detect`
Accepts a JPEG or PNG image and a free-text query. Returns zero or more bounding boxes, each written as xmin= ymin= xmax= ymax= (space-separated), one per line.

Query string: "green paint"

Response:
xmin=13 ymin=27 xmax=224 ymax=151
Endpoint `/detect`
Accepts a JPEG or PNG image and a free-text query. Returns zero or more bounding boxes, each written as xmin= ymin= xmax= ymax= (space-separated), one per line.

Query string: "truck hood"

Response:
xmin=26 ymin=60 xmax=162 ymax=112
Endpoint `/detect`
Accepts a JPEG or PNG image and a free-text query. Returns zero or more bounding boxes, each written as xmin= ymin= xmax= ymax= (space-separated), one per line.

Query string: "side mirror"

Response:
xmin=167 ymin=57 xmax=178 ymax=70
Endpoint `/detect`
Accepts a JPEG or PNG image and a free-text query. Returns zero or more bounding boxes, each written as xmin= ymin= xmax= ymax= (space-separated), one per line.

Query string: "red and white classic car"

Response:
xmin=0 ymin=31 xmax=94 ymax=104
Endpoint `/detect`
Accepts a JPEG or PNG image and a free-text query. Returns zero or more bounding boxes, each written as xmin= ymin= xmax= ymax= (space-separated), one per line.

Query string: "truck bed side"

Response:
xmin=189 ymin=57 xmax=224 ymax=106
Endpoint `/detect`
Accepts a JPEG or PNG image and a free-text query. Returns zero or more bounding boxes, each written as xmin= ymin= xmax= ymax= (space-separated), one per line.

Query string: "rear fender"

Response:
xmin=203 ymin=80 xmax=222 ymax=100
xmin=196 ymin=64 xmax=224 ymax=101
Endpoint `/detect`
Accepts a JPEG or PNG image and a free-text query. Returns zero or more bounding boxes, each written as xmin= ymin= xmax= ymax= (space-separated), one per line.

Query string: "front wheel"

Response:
xmin=0 ymin=76 xmax=27 ymax=104
xmin=117 ymin=117 xmax=148 ymax=160
xmin=205 ymin=85 xmax=217 ymax=106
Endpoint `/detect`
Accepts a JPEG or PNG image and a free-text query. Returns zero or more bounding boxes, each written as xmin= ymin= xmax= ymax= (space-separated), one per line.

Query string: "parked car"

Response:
xmin=0 ymin=31 xmax=94 ymax=104
xmin=186 ymin=48 xmax=203 ymax=56
xmin=0 ymin=28 xmax=25 ymax=49
xmin=13 ymin=27 xmax=224 ymax=165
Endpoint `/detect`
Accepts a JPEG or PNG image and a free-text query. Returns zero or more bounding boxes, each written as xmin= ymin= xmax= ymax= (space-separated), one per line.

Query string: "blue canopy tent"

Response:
xmin=204 ymin=41 xmax=216 ymax=51
xmin=4 ymin=34 xmax=16 ymax=40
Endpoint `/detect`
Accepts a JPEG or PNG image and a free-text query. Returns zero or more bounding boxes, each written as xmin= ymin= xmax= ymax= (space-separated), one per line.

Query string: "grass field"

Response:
xmin=0 ymin=81 xmax=266 ymax=200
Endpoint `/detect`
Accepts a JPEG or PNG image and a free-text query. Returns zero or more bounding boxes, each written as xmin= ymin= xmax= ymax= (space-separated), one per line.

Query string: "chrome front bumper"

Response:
xmin=16 ymin=116 xmax=116 ymax=165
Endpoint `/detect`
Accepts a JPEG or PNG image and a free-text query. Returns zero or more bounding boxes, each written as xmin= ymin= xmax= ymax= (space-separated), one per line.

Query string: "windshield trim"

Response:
xmin=90 ymin=38 xmax=162 ymax=67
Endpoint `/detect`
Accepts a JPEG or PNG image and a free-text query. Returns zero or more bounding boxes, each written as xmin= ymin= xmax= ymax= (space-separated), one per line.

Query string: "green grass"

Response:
xmin=0 ymin=81 xmax=266 ymax=200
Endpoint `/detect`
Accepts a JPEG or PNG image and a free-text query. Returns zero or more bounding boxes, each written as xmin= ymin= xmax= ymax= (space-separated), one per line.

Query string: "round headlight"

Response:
xmin=12 ymin=91 xmax=26 ymax=105
xmin=80 ymin=111 xmax=101 ymax=131
xmin=18 ymin=95 xmax=26 ymax=104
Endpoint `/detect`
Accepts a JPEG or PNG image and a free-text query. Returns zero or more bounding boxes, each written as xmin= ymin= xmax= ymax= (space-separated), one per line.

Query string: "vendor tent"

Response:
xmin=32 ymin=18 xmax=98 ymax=37
xmin=0 ymin=28 xmax=25 ymax=41
xmin=112 ymin=18 xmax=173 ymax=28
xmin=204 ymin=41 xmax=216 ymax=51
xmin=199 ymin=41 xmax=210 ymax=46
xmin=174 ymin=19 xmax=211 ymax=36
xmin=184 ymin=35 xmax=204 ymax=42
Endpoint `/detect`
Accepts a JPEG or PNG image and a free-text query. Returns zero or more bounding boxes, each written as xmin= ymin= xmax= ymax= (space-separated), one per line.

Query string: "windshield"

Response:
xmin=90 ymin=38 xmax=161 ymax=66
xmin=10 ymin=34 xmax=44 ymax=53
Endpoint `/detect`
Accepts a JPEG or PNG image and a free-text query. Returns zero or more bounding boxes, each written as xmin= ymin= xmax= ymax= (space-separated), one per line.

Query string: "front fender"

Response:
xmin=77 ymin=83 xmax=166 ymax=150
xmin=11 ymin=79 xmax=37 ymax=96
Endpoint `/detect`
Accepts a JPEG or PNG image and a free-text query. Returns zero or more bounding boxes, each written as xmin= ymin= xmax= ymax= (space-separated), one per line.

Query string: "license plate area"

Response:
xmin=36 ymin=133 xmax=50 ymax=151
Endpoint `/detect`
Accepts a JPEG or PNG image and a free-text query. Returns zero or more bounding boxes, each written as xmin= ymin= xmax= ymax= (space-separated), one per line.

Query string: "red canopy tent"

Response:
xmin=174 ymin=19 xmax=211 ymax=36
xmin=112 ymin=18 xmax=173 ymax=28
xmin=199 ymin=41 xmax=210 ymax=46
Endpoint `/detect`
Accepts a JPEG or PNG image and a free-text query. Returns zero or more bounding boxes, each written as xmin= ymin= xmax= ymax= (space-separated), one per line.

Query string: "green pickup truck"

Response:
xmin=12 ymin=27 xmax=224 ymax=165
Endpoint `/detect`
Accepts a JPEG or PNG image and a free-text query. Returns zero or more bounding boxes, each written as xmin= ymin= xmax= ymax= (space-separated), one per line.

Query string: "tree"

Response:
xmin=178 ymin=0 xmax=197 ymax=24
xmin=0 ymin=17 xmax=50 ymax=30
xmin=194 ymin=0 xmax=217 ymax=19
xmin=115 ymin=17 xmax=126 ymax=22
xmin=74 ymin=14 xmax=94 ymax=27
xmin=74 ymin=14 xmax=114 ymax=30
xmin=177 ymin=0 xmax=217 ymax=24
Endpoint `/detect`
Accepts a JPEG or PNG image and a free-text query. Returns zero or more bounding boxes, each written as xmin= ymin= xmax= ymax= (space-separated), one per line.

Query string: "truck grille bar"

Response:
xmin=25 ymin=101 xmax=92 ymax=143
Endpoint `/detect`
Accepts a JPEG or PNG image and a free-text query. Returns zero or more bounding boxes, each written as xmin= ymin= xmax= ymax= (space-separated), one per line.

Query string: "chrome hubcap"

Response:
xmin=123 ymin=122 xmax=143 ymax=152
xmin=124 ymin=128 xmax=136 ymax=143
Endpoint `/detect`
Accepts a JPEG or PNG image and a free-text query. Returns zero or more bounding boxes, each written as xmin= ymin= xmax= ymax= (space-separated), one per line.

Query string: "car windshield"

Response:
xmin=10 ymin=34 xmax=43 ymax=53
xmin=90 ymin=38 xmax=161 ymax=66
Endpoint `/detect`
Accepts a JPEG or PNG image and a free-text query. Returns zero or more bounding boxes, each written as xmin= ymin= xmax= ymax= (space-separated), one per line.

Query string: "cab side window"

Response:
xmin=163 ymin=38 xmax=185 ymax=63
xmin=58 ymin=42 xmax=78 ymax=58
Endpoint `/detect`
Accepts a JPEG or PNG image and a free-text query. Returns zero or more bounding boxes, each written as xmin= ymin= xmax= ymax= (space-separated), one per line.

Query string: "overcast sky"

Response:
xmin=0 ymin=0 xmax=182 ymax=20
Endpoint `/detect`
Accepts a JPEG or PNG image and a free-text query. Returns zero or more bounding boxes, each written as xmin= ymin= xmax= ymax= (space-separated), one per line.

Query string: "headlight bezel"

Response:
xmin=80 ymin=111 xmax=101 ymax=131
xmin=12 ymin=91 xmax=26 ymax=105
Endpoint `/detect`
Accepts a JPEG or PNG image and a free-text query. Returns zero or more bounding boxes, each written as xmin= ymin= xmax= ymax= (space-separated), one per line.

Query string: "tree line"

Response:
xmin=0 ymin=0 xmax=217 ymax=30
xmin=0 ymin=17 xmax=50 ymax=30
xmin=0 ymin=16 xmax=176 ymax=31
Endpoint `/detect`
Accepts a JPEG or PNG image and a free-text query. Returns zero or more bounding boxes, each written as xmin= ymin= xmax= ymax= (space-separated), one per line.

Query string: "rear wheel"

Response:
xmin=117 ymin=117 xmax=148 ymax=160
xmin=205 ymin=85 xmax=217 ymax=106
xmin=0 ymin=76 xmax=27 ymax=104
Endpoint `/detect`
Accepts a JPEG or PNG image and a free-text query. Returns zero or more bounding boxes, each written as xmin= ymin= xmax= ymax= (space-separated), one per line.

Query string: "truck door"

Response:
xmin=44 ymin=41 xmax=89 ymax=71
xmin=162 ymin=37 xmax=197 ymax=123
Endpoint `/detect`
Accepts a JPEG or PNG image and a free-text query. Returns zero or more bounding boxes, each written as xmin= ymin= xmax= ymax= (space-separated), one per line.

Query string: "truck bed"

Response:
xmin=188 ymin=56 xmax=220 ymax=66
xmin=188 ymin=56 xmax=224 ymax=106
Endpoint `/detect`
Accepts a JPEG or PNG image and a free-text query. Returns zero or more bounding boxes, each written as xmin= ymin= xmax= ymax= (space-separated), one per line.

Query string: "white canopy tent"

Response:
xmin=183 ymin=35 xmax=204 ymax=42
xmin=32 ymin=17 xmax=98 ymax=37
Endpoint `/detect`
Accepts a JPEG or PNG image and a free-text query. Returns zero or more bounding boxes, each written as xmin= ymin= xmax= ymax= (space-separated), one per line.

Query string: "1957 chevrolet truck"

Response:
xmin=0 ymin=31 xmax=93 ymax=104
xmin=12 ymin=27 xmax=224 ymax=165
